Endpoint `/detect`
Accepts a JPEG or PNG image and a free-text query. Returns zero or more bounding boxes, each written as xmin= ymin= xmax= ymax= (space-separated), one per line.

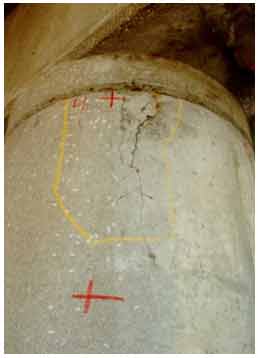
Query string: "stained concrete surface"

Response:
xmin=5 ymin=90 xmax=254 ymax=353
xmin=5 ymin=4 xmax=254 ymax=130
xmin=5 ymin=55 xmax=251 ymax=144
xmin=90 ymin=4 xmax=254 ymax=126
xmin=4 ymin=3 xmax=145 ymax=102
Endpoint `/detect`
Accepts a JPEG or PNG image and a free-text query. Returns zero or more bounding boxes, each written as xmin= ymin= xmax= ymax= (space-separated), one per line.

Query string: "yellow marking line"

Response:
xmin=92 ymin=235 xmax=162 ymax=246
xmin=52 ymin=101 xmax=92 ymax=242
xmin=52 ymin=98 xmax=183 ymax=246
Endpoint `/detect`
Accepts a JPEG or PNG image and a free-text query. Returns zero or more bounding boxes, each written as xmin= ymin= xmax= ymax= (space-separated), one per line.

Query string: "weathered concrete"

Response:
xmin=4 ymin=4 xmax=145 ymax=103
xmin=5 ymin=57 xmax=254 ymax=353
xmin=5 ymin=55 xmax=251 ymax=143
xmin=5 ymin=3 xmax=255 ymax=138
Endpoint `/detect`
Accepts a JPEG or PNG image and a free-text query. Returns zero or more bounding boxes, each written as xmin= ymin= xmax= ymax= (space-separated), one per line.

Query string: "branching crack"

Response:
xmin=128 ymin=109 xmax=156 ymax=224
xmin=120 ymin=100 xmax=159 ymax=264
xmin=129 ymin=112 xmax=157 ymax=264
xmin=119 ymin=99 xmax=157 ymax=262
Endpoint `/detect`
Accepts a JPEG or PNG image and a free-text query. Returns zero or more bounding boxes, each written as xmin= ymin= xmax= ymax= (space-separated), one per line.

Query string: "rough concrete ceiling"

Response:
xmin=89 ymin=4 xmax=255 ymax=140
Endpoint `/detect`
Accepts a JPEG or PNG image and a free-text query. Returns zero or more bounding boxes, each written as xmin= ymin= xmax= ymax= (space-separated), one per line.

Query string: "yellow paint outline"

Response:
xmin=52 ymin=98 xmax=183 ymax=246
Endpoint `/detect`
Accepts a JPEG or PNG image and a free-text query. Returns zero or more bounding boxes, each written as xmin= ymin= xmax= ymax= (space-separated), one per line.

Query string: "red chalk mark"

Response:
xmin=84 ymin=279 xmax=93 ymax=313
xmin=72 ymin=96 xmax=88 ymax=111
xmin=99 ymin=89 xmax=125 ymax=108
xmin=72 ymin=280 xmax=125 ymax=314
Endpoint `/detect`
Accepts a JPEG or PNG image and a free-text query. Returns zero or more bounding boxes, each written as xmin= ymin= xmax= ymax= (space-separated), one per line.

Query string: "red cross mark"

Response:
xmin=72 ymin=279 xmax=125 ymax=314
xmin=99 ymin=89 xmax=125 ymax=108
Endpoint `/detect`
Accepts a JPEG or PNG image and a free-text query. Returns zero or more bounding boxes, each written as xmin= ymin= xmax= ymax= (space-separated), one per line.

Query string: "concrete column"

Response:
xmin=5 ymin=55 xmax=254 ymax=354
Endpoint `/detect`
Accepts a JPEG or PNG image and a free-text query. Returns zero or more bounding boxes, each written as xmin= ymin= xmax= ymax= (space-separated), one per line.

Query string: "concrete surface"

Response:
xmin=89 ymin=3 xmax=254 ymax=127
xmin=5 ymin=55 xmax=251 ymax=143
xmin=4 ymin=4 xmax=145 ymax=103
xmin=5 ymin=3 xmax=255 ymax=157
xmin=91 ymin=4 xmax=230 ymax=85
xmin=5 ymin=86 xmax=254 ymax=353
xmin=5 ymin=4 xmax=255 ymax=131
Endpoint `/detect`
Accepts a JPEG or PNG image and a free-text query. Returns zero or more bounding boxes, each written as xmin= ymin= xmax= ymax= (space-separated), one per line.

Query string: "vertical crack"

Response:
xmin=129 ymin=114 xmax=153 ymax=169
xmin=128 ymin=111 xmax=156 ymax=226
xmin=120 ymin=96 xmax=158 ymax=262
xmin=129 ymin=115 xmax=157 ymax=263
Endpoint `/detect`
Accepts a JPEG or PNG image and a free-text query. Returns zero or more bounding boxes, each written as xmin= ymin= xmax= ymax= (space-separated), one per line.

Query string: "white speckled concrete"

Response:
xmin=5 ymin=87 xmax=254 ymax=353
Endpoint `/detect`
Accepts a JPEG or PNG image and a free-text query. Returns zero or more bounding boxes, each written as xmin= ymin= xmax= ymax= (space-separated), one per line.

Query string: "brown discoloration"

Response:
xmin=5 ymin=55 xmax=251 ymax=144
xmin=243 ymin=139 xmax=254 ymax=158
xmin=4 ymin=114 xmax=9 ymax=135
